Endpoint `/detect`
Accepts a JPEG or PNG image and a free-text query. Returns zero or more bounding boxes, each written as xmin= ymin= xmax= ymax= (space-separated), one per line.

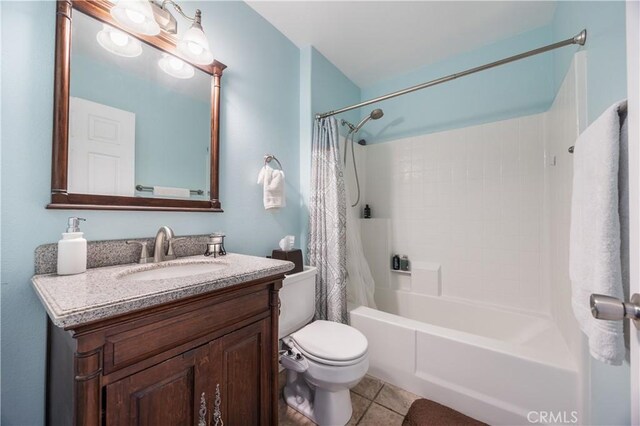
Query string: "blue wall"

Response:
xmin=552 ymin=1 xmax=627 ymax=124
xmin=71 ymin=53 xmax=211 ymax=193
xmin=298 ymin=46 xmax=361 ymax=258
xmin=359 ymin=25 xmax=554 ymax=143
xmin=1 ymin=1 xmax=300 ymax=424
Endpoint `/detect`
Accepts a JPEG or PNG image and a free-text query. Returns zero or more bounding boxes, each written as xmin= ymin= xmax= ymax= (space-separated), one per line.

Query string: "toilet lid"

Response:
xmin=290 ymin=320 xmax=368 ymax=362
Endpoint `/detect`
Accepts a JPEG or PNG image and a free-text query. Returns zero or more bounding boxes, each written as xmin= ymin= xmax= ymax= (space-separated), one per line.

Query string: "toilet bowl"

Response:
xmin=279 ymin=267 xmax=369 ymax=426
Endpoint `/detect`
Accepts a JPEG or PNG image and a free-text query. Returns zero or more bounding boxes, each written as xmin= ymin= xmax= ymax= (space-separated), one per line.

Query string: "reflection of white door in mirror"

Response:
xmin=68 ymin=97 xmax=135 ymax=196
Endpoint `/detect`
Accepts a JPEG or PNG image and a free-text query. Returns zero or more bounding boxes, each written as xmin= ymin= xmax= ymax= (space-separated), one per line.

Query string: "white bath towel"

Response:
xmin=257 ymin=165 xmax=286 ymax=209
xmin=152 ymin=186 xmax=190 ymax=198
xmin=570 ymin=100 xmax=628 ymax=365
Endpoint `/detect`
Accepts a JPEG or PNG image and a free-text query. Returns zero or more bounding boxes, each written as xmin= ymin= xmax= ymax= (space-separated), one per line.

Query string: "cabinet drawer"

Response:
xmin=103 ymin=289 xmax=269 ymax=373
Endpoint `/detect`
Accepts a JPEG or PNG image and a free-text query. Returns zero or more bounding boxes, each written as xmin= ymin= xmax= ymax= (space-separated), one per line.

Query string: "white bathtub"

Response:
xmin=349 ymin=288 xmax=580 ymax=425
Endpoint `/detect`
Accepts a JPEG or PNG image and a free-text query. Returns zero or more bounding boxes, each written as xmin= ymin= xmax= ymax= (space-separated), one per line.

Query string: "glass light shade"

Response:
xmin=96 ymin=25 xmax=142 ymax=58
xmin=110 ymin=0 xmax=160 ymax=36
xmin=177 ymin=22 xmax=213 ymax=65
xmin=159 ymin=53 xmax=195 ymax=79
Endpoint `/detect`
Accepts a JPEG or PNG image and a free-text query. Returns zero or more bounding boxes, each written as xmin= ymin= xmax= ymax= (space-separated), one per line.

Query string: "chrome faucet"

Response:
xmin=153 ymin=226 xmax=175 ymax=263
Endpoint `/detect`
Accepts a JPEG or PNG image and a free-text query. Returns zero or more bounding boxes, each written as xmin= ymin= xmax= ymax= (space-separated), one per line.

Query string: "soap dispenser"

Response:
xmin=57 ymin=217 xmax=87 ymax=275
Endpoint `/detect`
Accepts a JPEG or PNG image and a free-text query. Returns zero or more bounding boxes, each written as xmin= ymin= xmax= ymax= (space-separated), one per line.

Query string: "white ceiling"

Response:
xmin=246 ymin=1 xmax=557 ymax=88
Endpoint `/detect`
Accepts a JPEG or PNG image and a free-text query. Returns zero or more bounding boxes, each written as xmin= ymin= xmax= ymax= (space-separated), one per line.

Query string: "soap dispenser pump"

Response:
xmin=57 ymin=217 xmax=87 ymax=275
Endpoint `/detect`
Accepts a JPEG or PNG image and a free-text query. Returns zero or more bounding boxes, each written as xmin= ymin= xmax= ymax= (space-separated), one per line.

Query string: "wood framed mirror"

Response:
xmin=49 ymin=0 xmax=226 ymax=212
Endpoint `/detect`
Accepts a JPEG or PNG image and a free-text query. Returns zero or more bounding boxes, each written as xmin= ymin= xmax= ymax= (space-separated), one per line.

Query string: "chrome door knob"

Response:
xmin=590 ymin=293 xmax=640 ymax=329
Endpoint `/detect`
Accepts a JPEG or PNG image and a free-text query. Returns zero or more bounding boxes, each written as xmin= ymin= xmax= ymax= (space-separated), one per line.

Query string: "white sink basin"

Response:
xmin=123 ymin=262 xmax=228 ymax=281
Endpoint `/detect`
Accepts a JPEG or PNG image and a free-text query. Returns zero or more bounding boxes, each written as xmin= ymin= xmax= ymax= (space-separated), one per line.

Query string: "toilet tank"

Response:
xmin=279 ymin=266 xmax=317 ymax=339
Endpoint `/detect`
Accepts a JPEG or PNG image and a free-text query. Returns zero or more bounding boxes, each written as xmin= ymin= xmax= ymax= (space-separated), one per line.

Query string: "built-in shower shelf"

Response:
xmin=391 ymin=269 xmax=411 ymax=275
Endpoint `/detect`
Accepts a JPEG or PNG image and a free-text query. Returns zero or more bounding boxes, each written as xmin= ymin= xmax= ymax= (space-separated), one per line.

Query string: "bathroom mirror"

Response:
xmin=49 ymin=0 xmax=226 ymax=212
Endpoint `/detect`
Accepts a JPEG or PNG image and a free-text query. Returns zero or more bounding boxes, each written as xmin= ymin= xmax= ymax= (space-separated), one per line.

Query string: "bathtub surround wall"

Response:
xmin=544 ymin=53 xmax=585 ymax=376
xmin=1 ymin=2 xmax=301 ymax=424
xmin=364 ymin=114 xmax=547 ymax=314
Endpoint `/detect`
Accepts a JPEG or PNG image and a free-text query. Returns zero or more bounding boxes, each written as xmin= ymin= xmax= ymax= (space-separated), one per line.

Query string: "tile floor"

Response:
xmin=278 ymin=372 xmax=421 ymax=426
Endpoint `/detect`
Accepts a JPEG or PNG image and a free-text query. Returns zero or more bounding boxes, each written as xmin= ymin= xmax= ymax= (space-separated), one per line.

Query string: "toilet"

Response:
xmin=279 ymin=266 xmax=369 ymax=426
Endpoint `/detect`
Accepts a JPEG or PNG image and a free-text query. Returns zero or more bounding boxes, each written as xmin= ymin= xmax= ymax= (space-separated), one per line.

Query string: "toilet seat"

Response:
xmin=290 ymin=320 xmax=368 ymax=366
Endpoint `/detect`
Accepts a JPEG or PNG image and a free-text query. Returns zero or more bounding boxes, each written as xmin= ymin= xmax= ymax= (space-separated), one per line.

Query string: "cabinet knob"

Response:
xmin=213 ymin=384 xmax=223 ymax=426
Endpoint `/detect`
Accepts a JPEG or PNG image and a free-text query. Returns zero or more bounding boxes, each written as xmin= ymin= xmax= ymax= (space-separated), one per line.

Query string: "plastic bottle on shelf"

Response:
xmin=392 ymin=254 xmax=400 ymax=270
xmin=400 ymin=255 xmax=410 ymax=271
xmin=364 ymin=204 xmax=371 ymax=219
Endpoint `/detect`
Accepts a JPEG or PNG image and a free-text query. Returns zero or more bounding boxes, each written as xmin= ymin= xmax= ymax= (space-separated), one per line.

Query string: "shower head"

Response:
xmin=370 ymin=108 xmax=384 ymax=120
xmin=353 ymin=108 xmax=384 ymax=133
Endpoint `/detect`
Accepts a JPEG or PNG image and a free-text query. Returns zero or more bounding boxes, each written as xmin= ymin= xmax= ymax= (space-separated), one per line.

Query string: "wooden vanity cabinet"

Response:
xmin=46 ymin=275 xmax=283 ymax=426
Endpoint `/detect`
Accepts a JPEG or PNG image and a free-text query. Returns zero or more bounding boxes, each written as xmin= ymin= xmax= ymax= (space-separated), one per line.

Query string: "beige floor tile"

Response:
xmin=352 ymin=375 xmax=384 ymax=400
xmin=374 ymin=383 xmax=420 ymax=416
xmin=347 ymin=392 xmax=373 ymax=426
xmin=358 ymin=403 xmax=405 ymax=426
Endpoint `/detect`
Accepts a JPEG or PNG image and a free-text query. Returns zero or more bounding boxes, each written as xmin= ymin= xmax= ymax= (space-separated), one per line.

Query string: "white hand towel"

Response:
xmin=152 ymin=186 xmax=191 ymax=198
xmin=570 ymin=100 xmax=628 ymax=365
xmin=257 ymin=165 xmax=285 ymax=209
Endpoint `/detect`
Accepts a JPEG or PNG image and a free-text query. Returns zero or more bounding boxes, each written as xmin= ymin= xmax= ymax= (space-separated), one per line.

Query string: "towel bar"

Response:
xmin=568 ymin=101 xmax=627 ymax=154
xmin=135 ymin=185 xmax=204 ymax=196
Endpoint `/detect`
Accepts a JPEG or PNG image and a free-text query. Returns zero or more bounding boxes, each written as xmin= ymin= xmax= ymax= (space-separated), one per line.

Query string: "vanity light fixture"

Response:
xmin=158 ymin=53 xmax=195 ymax=79
xmin=174 ymin=9 xmax=213 ymax=65
xmin=110 ymin=0 xmax=214 ymax=65
xmin=96 ymin=24 xmax=143 ymax=57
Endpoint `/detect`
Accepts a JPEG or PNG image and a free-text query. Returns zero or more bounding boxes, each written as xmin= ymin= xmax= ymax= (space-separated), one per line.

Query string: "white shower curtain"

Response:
xmin=308 ymin=117 xmax=348 ymax=323
xmin=343 ymin=136 xmax=377 ymax=309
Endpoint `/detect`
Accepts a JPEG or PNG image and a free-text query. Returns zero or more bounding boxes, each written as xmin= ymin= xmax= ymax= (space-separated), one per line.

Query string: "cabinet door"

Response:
xmin=106 ymin=344 xmax=211 ymax=426
xmin=211 ymin=318 xmax=272 ymax=426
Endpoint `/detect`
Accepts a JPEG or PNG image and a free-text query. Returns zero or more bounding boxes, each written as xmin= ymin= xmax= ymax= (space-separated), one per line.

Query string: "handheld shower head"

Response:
xmin=370 ymin=108 xmax=384 ymax=120
xmin=353 ymin=108 xmax=384 ymax=133
xmin=344 ymin=108 xmax=383 ymax=208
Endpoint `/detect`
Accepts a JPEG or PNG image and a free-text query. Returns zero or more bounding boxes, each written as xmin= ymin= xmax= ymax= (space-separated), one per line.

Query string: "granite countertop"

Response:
xmin=32 ymin=253 xmax=294 ymax=328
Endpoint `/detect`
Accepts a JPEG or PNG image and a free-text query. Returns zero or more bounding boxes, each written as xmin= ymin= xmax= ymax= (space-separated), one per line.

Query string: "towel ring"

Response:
xmin=264 ymin=154 xmax=283 ymax=170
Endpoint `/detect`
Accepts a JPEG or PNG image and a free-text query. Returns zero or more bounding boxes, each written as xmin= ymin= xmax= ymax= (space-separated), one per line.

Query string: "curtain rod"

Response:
xmin=315 ymin=29 xmax=587 ymax=120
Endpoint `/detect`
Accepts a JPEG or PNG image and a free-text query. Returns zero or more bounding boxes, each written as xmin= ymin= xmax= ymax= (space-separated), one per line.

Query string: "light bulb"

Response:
xmin=177 ymin=16 xmax=213 ymax=65
xmin=97 ymin=24 xmax=142 ymax=57
xmin=159 ymin=54 xmax=194 ymax=79
xmin=125 ymin=8 xmax=145 ymax=24
xmin=109 ymin=30 xmax=129 ymax=47
xmin=110 ymin=0 xmax=160 ymax=36
xmin=169 ymin=57 xmax=184 ymax=70
xmin=187 ymin=41 xmax=204 ymax=55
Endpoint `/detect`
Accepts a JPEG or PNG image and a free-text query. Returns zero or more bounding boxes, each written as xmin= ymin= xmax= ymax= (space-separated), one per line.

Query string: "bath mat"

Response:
xmin=402 ymin=399 xmax=487 ymax=426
